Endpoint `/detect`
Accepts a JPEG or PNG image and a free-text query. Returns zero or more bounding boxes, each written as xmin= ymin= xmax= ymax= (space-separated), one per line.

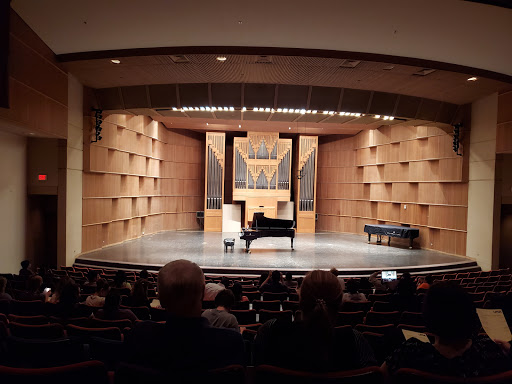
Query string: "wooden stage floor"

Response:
xmin=75 ymin=231 xmax=477 ymax=276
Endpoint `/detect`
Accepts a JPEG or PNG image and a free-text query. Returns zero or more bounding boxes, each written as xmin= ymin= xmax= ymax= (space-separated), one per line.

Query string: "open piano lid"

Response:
xmin=251 ymin=212 xmax=294 ymax=230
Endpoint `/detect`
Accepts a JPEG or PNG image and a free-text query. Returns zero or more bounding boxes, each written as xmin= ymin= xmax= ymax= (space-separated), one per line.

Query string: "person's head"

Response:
xmin=271 ymin=270 xmax=281 ymax=283
xmin=231 ymin=282 xmax=243 ymax=302
xmin=104 ymin=291 xmax=121 ymax=312
xmin=220 ymin=277 xmax=231 ymax=288
xmin=401 ymin=272 xmax=412 ymax=281
xmin=21 ymin=260 xmax=30 ymax=270
xmin=345 ymin=279 xmax=360 ymax=294
xmin=424 ymin=274 xmax=433 ymax=285
xmin=132 ymin=280 xmax=149 ymax=301
xmin=285 ymin=272 xmax=293 ymax=282
xmin=158 ymin=260 xmax=205 ymax=317
xmin=95 ymin=278 xmax=110 ymax=297
xmin=59 ymin=280 xmax=79 ymax=307
xmin=0 ymin=277 xmax=7 ymax=293
xmin=27 ymin=275 xmax=43 ymax=292
xmin=258 ymin=272 xmax=268 ymax=286
xmin=329 ymin=267 xmax=339 ymax=277
xmin=215 ymin=289 xmax=235 ymax=311
xmin=114 ymin=270 xmax=127 ymax=287
xmin=87 ymin=270 xmax=99 ymax=283
xmin=299 ymin=270 xmax=343 ymax=323
xmin=423 ymin=282 xmax=478 ymax=343
xmin=139 ymin=269 xmax=149 ymax=280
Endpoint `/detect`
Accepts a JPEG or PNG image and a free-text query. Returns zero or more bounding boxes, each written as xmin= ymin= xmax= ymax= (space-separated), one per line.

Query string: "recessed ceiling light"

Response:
xmin=206 ymin=123 xmax=209 ymax=125
xmin=288 ymin=127 xmax=291 ymax=130
xmin=29 ymin=132 xmax=34 ymax=135
xmin=216 ymin=57 xmax=227 ymax=62
xmin=238 ymin=124 xmax=241 ymax=128
xmin=111 ymin=59 xmax=121 ymax=64
xmin=467 ymin=77 xmax=478 ymax=81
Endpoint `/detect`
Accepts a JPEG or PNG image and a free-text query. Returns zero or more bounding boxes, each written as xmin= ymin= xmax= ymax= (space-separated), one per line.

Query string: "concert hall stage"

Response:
xmin=75 ymin=231 xmax=478 ymax=276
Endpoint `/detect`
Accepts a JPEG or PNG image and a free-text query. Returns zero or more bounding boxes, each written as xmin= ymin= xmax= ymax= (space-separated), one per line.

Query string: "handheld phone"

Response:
xmin=381 ymin=270 xmax=397 ymax=282
xmin=43 ymin=287 xmax=51 ymax=293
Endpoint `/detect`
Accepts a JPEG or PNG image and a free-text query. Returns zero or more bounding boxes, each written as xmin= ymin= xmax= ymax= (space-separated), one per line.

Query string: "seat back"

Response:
xmin=231 ymin=309 xmax=257 ymax=325
xmin=88 ymin=318 xmax=132 ymax=330
xmin=365 ymin=311 xmax=400 ymax=326
xmin=341 ymin=301 xmax=372 ymax=314
xmin=394 ymin=368 xmax=512 ymax=384
xmin=372 ymin=301 xmax=397 ymax=312
xmin=336 ymin=311 xmax=365 ymax=327
xmin=0 ymin=360 xmax=108 ymax=384
xmin=120 ymin=305 xmax=150 ymax=320
xmin=9 ymin=322 xmax=64 ymax=340
xmin=399 ymin=311 xmax=425 ymax=326
xmin=355 ymin=323 xmax=396 ymax=336
xmin=0 ymin=300 xmax=10 ymax=315
xmin=259 ymin=310 xmax=293 ymax=324
xmin=66 ymin=324 xmax=122 ymax=341
xmin=252 ymin=300 xmax=281 ymax=312
xmin=262 ymin=292 xmax=288 ymax=302
xmin=10 ymin=300 xmax=44 ymax=316
xmin=282 ymin=300 xmax=300 ymax=314
xmin=8 ymin=314 xmax=48 ymax=325
xmin=255 ymin=365 xmax=384 ymax=384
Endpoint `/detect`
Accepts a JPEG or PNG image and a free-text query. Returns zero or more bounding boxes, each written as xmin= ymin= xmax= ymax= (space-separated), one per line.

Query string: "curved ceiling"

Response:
xmin=12 ymin=0 xmax=512 ymax=76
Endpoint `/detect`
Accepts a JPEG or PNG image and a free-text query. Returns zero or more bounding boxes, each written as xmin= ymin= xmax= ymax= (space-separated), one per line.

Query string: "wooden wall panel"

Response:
xmin=317 ymin=125 xmax=468 ymax=255
xmin=82 ymin=114 xmax=204 ymax=253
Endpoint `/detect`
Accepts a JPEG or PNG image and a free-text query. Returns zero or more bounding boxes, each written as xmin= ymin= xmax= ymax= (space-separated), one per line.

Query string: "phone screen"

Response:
xmin=43 ymin=287 xmax=51 ymax=293
xmin=381 ymin=270 xmax=397 ymax=282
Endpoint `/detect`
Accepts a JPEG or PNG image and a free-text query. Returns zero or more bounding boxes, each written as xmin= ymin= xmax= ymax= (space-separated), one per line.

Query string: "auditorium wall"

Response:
xmin=82 ymin=114 xmax=204 ymax=253
xmin=316 ymin=124 xmax=468 ymax=255
xmin=0 ymin=131 xmax=26 ymax=273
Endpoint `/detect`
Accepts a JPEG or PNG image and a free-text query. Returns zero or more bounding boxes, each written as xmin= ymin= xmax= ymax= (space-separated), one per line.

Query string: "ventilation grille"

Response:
xmin=339 ymin=59 xmax=361 ymax=68
xmin=413 ymin=68 xmax=436 ymax=76
xmin=255 ymin=55 xmax=273 ymax=64
xmin=169 ymin=55 xmax=190 ymax=63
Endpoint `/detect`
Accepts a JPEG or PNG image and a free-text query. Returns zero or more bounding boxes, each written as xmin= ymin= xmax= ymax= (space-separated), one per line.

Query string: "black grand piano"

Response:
xmin=240 ymin=212 xmax=295 ymax=252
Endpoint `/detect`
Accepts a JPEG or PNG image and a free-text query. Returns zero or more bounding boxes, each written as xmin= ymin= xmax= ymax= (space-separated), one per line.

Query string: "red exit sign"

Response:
xmin=38 ymin=174 xmax=47 ymax=181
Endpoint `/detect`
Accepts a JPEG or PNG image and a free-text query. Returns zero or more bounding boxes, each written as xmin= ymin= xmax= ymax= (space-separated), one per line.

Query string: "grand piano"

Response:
xmin=240 ymin=212 xmax=295 ymax=252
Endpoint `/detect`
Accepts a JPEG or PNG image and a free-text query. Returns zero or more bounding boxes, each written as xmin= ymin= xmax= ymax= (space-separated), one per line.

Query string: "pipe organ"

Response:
xmin=233 ymin=132 xmax=292 ymax=227
xmin=204 ymin=132 xmax=225 ymax=231
xmin=295 ymin=136 xmax=318 ymax=233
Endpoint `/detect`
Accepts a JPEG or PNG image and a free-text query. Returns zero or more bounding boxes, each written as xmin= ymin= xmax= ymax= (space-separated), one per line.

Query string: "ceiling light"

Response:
xmin=355 ymin=113 xmax=361 ymax=117
xmin=467 ymin=77 xmax=477 ymax=81
xmin=200 ymin=107 xmax=205 ymax=111
xmin=110 ymin=59 xmax=121 ymax=64
xmin=329 ymin=111 xmax=335 ymax=115
xmin=283 ymin=108 xmax=288 ymax=113
xmin=383 ymin=116 xmax=389 ymax=120
xmin=300 ymin=109 xmax=306 ymax=114
xmin=340 ymin=112 xmax=345 ymax=116
xmin=194 ymin=107 xmax=199 ymax=111
xmin=216 ymin=57 xmax=227 ymax=62
xmin=238 ymin=124 xmax=241 ymax=128
xmin=183 ymin=107 xmax=189 ymax=111
xmin=172 ymin=107 xmax=178 ymax=111
xmin=288 ymin=127 xmax=291 ymax=130
xmin=212 ymin=107 xmax=217 ymax=111
xmin=306 ymin=110 xmax=311 ymax=114
xmin=242 ymin=107 xmax=246 ymax=112
xmin=312 ymin=110 xmax=317 ymax=114
xmin=229 ymin=107 xmax=234 ymax=111
xmin=374 ymin=115 xmax=380 ymax=118
xmin=323 ymin=111 xmax=328 ymax=115
xmin=265 ymin=107 xmax=271 ymax=112
xmin=206 ymin=123 xmax=209 ymax=125
xmin=389 ymin=116 xmax=394 ymax=120
xmin=277 ymin=108 xmax=283 ymax=113
xmin=206 ymin=107 xmax=211 ymax=111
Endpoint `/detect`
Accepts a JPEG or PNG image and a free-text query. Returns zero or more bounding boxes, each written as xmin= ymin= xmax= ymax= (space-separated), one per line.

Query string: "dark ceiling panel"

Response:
xmin=276 ymin=85 xmax=309 ymax=109
xmin=95 ymin=87 xmax=123 ymax=110
xmin=215 ymin=110 xmax=241 ymax=120
xmin=309 ymin=86 xmax=341 ymax=111
xmin=417 ymin=98 xmax=442 ymax=121
xmin=244 ymin=83 xmax=275 ymax=108
xmin=340 ymin=88 xmax=371 ymax=113
xmin=368 ymin=91 xmax=398 ymax=115
xmin=148 ymin=84 xmax=177 ymax=108
xmin=179 ymin=83 xmax=209 ymax=107
xmin=270 ymin=112 xmax=301 ymax=122
xmin=211 ymin=83 xmax=242 ymax=108
xmin=394 ymin=95 xmax=421 ymax=119
xmin=437 ymin=102 xmax=459 ymax=124
xmin=242 ymin=111 xmax=271 ymax=121
xmin=120 ymin=85 xmax=148 ymax=109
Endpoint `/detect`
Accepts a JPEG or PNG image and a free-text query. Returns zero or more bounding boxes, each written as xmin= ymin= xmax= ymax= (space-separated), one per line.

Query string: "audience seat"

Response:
xmin=399 ymin=311 xmax=425 ymax=326
xmin=89 ymin=318 xmax=132 ymax=330
xmin=397 ymin=324 xmax=429 ymax=334
xmin=243 ymin=291 xmax=261 ymax=302
xmin=468 ymin=292 xmax=485 ymax=302
xmin=341 ymin=301 xmax=372 ymax=314
xmin=120 ymin=305 xmax=150 ymax=320
xmin=262 ymin=292 xmax=288 ymax=302
xmin=49 ymin=316 xmax=90 ymax=327
xmin=149 ymin=307 xmax=167 ymax=322
xmin=336 ymin=311 xmax=365 ymax=327
xmin=252 ymin=300 xmax=281 ymax=312
xmin=368 ymin=294 xmax=392 ymax=303
xmin=355 ymin=323 xmax=396 ymax=336
xmin=0 ymin=360 xmax=108 ymax=384
xmin=0 ymin=312 xmax=7 ymax=325
xmin=393 ymin=368 xmax=512 ymax=384
xmin=255 ymin=364 xmax=384 ymax=384
xmin=9 ymin=322 xmax=65 ymax=340
xmin=0 ymin=300 xmax=9 ymax=315
xmin=231 ymin=309 xmax=257 ymax=325
xmin=233 ymin=301 xmax=250 ymax=310
xmin=288 ymin=293 xmax=299 ymax=301
xmin=282 ymin=300 xmax=300 ymax=314
xmin=258 ymin=310 xmax=293 ymax=324
xmin=10 ymin=300 xmax=44 ymax=316
xmin=7 ymin=314 xmax=48 ymax=325
xmin=372 ymin=301 xmax=397 ymax=312
xmin=66 ymin=324 xmax=123 ymax=341
xmin=364 ymin=311 xmax=400 ymax=326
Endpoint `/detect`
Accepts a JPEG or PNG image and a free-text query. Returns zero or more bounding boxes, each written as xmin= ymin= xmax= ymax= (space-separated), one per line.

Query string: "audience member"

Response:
xmin=85 ymin=278 xmax=110 ymax=307
xmin=369 ymin=270 xmax=399 ymax=292
xmin=283 ymin=272 xmax=298 ymax=289
xmin=417 ymin=274 xmax=433 ymax=290
xmin=124 ymin=260 xmax=244 ymax=374
xmin=53 ymin=280 xmax=80 ymax=318
xmin=18 ymin=275 xmax=49 ymax=302
xmin=201 ymin=289 xmax=239 ymax=332
xmin=19 ymin=260 xmax=33 ymax=278
xmin=259 ymin=270 xmax=289 ymax=294
xmin=391 ymin=272 xmax=419 ymax=312
xmin=84 ymin=270 xmax=99 ymax=287
xmin=113 ymin=270 xmax=132 ymax=290
xmin=255 ymin=270 xmax=376 ymax=371
xmin=382 ymin=282 xmax=512 ymax=377
xmin=329 ymin=267 xmax=346 ymax=291
xmin=138 ymin=269 xmax=149 ymax=281
xmin=231 ymin=282 xmax=249 ymax=303
xmin=257 ymin=272 xmax=268 ymax=287
xmin=0 ymin=276 xmax=12 ymax=301
xmin=126 ymin=279 xmax=151 ymax=307
xmin=204 ymin=277 xmax=230 ymax=301
xmin=359 ymin=276 xmax=373 ymax=291
xmin=342 ymin=279 xmax=367 ymax=303
xmin=95 ymin=292 xmax=137 ymax=322
xmin=48 ymin=276 xmax=71 ymax=304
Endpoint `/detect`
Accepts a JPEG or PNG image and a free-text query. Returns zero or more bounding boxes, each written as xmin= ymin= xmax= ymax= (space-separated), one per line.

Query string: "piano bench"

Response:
xmin=224 ymin=238 xmax=235 ymax=252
